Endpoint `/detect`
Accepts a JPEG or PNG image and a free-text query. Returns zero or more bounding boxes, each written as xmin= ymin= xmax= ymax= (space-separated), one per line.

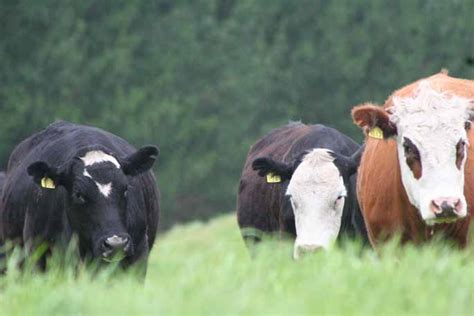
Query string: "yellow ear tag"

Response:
xmin=266 ymin=172 xmax=281 ymax=183
xmin=41 ymin=177 xmax=56 ymax=189
xmin=368 ymin=127 xmax=384 ymax=139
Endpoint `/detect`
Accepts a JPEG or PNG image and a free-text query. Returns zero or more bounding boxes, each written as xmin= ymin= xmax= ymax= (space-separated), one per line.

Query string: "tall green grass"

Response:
xmin=0 ymin=214 xmax=473 ymax=315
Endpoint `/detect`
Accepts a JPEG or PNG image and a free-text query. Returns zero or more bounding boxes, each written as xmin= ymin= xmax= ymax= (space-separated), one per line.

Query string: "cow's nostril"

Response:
xmin=431 ymin=200 xmax=441 ymax=214
xmin=103 ymin=239 xmax=112 ymax=251
xmin=454 ymin=199 xmax=462 ymax=212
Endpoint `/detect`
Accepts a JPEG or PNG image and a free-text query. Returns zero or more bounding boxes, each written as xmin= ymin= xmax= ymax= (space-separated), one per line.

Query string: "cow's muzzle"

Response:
xmin=100 ymin=234 xmax=132 ymax=262
xmin=293 ymin=244 xmax=323 ymax=260
xmin=429 ymin=197 xmax=464 ymax=223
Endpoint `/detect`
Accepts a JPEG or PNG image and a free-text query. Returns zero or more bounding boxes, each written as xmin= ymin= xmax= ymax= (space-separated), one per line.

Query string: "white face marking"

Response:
xmin=83 ymin=163 xmax=113 ymax=198
xmin=96 ymin=182 xmax=112 ymax=197
xmin=83 ymin=169 xmax=92 ymax=179
xmin=80 ymin=150 xmax=120 ymax=169
xmin=287 ymin=149 xmax=346 ymax=259
xmin=390 ymin=81 xmax=471 ymax=222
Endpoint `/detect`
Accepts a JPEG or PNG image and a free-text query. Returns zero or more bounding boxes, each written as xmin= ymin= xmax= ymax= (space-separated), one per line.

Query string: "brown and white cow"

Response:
xmin=352 ymin=72 xmax=474 ymax=247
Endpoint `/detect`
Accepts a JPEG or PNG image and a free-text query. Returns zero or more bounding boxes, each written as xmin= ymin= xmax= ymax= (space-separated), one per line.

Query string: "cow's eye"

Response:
xmin=403 ymin=137 xmax=422 ymax=179
xmin=403 ymin=137 xmax=420 ymax=160
xmin=403 ymin=144 xmax=415 ymax=156
xmin=73 ymin=192 xmax=86 ymax=205
xmin=465 ymin=121 xmax=471 ymax=130
xmin=334 ymin=195 xmax=345 ymax=206
xmin=455 ymin=139 xmax=466 ymax=170
xmin=123 ymin=189 xmax=128 ymax=198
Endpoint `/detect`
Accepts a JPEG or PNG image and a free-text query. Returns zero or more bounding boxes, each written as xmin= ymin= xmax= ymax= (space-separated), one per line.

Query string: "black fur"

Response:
xmin=121 ymin=146 xmax=160 ymax=176
xmin=0 ymin=121 xmax=160 ymax=271
xmin=330 ymin=144 xmax=365 ymax=177
xmin=252 ymin=157 xmax=295 ymax=180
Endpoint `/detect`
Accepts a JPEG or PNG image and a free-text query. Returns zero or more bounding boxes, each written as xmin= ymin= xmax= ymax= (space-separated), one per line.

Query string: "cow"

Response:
xmin=0 ymin=121 xmax=160 ymax=271
xmin=237 ymin=122 xmax=369 ymax=259
xmin=352 ymin=72 xmax=474 ymax=247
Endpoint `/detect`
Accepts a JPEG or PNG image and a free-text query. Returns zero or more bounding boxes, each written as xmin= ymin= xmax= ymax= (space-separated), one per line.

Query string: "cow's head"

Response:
xmin=27 ymin=146 xmax=159 ymax=262
xmin=353 ymin=81 xmax=472 ymax=225
xmin=252 ymin=148 xmax=360 ymax=259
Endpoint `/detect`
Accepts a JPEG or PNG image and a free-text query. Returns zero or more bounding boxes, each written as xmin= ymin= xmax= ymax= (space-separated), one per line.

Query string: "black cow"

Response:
xmin=0 ymin=121 xmax=160 ymax=271
xmin=237 ymin=122 xmax=368 ymax=259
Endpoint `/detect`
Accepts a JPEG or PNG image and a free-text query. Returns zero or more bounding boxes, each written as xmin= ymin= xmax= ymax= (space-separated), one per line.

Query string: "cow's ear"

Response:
xmin=331 ymin=145 xmax=365 ymax=177
xmin=122 ymin=146 xmax=159 ymax=176
xmin=352 ymin=103 xmax=397 ymax=139
xmin=27 ymin=161 xmax=63 ymax=189
xmin=252 ymin=157 xmax=294 ymax=181
xmin=349 ymin=144 xmax=365 ymax=174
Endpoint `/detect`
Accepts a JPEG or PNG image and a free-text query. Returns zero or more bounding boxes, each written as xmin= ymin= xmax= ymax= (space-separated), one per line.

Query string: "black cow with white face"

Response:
xmin=237 ymin=123 xmax=369 ymax=259
xmin=0 ymin=121 xmax=160 ymax=271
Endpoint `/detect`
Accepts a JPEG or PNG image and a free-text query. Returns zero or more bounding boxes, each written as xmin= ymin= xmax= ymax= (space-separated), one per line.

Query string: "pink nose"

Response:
xmin=430 ymin=197 xmax=462 ymax=218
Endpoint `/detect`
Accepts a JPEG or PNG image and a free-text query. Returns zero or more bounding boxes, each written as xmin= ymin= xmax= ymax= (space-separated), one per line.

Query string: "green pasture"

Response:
xmin=0 ymin=214 xmax=473 ymax=315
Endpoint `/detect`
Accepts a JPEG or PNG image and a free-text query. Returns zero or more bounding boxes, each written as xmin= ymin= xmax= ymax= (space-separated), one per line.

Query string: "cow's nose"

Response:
xmin=293 ymin=244 xmax=323 ymax=260
xmin=102 ymin=235 xmax=130 ymax=257
xmin=430 ymin=197 xmax=462 ymax=218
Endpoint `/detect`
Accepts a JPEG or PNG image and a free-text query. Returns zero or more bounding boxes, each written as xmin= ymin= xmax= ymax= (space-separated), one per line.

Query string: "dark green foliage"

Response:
xmin=1 ymin=0 xmax=473 ymax=228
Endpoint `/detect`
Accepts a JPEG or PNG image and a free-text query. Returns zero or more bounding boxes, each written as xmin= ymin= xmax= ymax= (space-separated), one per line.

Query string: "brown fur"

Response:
xmin=353 ymin=72 xmax=474 ymax=248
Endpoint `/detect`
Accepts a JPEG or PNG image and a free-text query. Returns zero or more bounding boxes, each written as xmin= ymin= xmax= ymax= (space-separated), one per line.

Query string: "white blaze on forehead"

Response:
xmin=391 ymin=81 xmax=471 ymax=148
xmin=287 ymin=149 xmax=345 ymax=201
xmin=80 ymin=150 xmax=120 ymax=169
xmin=96 ymin=182 xmax=112 ymax=197
xmin=286 ymin=149 xmax=346 ymax=257
xmin=83 ymin=167 xmax=113 ymax=198
xmin=83 ymin=169 xmax=92 ymax=179
xmin=390 ymin=81 xmax=471 ymax=221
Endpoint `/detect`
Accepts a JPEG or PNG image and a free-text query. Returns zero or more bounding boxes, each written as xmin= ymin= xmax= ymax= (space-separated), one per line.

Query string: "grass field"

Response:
xmin=0 ymin=214 xmax=473 ymax=315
